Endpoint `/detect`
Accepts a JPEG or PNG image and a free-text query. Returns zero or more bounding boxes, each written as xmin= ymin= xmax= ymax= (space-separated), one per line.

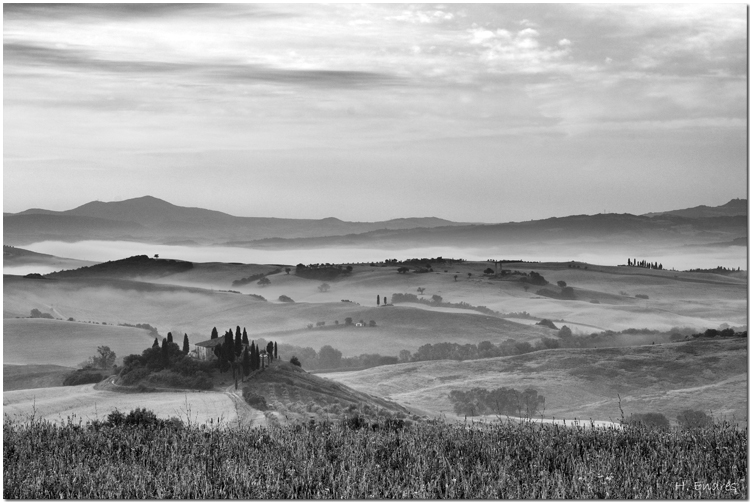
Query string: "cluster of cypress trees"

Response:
xmin=151 ymin=331 xmax=190 ymax=368
xmin=627 ymin=258 xmax=663 ymax=269
xmin=209 ymin=326 xmax=278 ymax=377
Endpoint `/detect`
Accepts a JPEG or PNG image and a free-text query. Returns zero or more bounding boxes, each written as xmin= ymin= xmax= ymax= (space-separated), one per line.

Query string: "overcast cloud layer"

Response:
xmin=3 ymin=4 xmax=747 ymax=222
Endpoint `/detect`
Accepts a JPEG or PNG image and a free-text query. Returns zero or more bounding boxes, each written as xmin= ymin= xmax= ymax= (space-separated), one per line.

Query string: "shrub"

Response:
xmin=63 ymin=370 xmax=106 ymax=386
xmin=29 ymin=308 xmax=54 ymax=319
xmin=626 ymin=412 xmax=670 ymax=430
xmin=676 ymin=409 xmax=713 ymax=429
xmin=537 ymin=319 xmax=558 ymax=330
xmin=635 ymin=294 xmax=649 ymax=299
xmin=290 ymin=356 xmax=302 ymax=367
xmin=242 ymin=388 xmax=268 ymax=410
xmin=278 ymin=295 xmax=294 ymax=302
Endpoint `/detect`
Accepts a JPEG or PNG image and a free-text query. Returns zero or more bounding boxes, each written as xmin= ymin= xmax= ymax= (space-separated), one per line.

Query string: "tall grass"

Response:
xmin=4 ymin=414 xmax=746 ymax=498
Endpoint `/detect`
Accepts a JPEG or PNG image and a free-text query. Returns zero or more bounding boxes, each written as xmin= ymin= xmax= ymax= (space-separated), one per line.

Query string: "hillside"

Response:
xmin=643 ymin=198 xmax=747 ymax=219
xmin=323 ymin=337 xmax=748 ymax=425
xmin=47 ymin=255 xmax=194 ymax=280
xmin=3 ymin=318 xmax=160 ymax=367
xmin=3 ymin=245 xmax=97 ymax=276
xmin=244 ymin=361 xmax=410 ymax=426
xmin=3 ymin=364 xmax=77 ymax=391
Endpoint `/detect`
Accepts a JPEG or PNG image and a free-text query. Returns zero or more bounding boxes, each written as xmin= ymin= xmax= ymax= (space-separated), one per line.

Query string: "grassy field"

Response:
xmin=3 ymin=318 xmax=159 ymax=367
xmin=323 ymin=338 xmax=748 ymax=425
xmin=4 ymin=416 xmax=746 ymax=498
xmin=3 ymin=384 xmax=239 ymax=426
xmin=3 ymin=364 xmax=76 ymax=391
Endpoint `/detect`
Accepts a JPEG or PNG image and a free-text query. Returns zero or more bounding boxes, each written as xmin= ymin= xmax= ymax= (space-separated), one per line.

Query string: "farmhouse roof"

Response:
xmin=195 ymin=338 xmax=225 ymax=348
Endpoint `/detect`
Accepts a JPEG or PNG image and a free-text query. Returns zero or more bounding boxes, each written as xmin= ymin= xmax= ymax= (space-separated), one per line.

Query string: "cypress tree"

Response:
xmin=242 ymin=328 xmax=249 ymax=346
xmin=266 ymin=341 xmax=274 ymax=362
xmin=377 ymin=294 xmax=380 ymax=306
xmin=274 ymin=341 xmax=278 ymax=360
xmin=234 ymin=329 xmax=243 ymax=357
xmin=242 ymin=347 xmax=250 ymax=377
xmin=152 ymin=338 xmax=159 ymax=349
xmin=182 ymin=333 xmax=189 ymax=354
xmin=211 ymin=327 xmax=218 ymax=339
xmin=161 ymin=338 xmax=169 ymax=368
xmin=167 ymin=332 xmax=173 ymax=344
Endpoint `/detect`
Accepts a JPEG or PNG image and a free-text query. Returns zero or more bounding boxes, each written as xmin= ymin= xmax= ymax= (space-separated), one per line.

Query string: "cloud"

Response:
xmin=4 ymin=42 xmax=402 ymax=89
xmin=558 ymin=39 xmax=571 ymax=47
xmin=468 ymin=27 xmax=571 ymax=73
xmin=387 ymin=8 xmax=455 ymax=24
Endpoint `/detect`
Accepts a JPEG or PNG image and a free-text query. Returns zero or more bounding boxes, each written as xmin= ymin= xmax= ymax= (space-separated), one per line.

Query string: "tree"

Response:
xmin=89 ymin=346 xmax=116 ymax=369
xmin=285 ymin=267 xmax=291 ymax=275
xmin=234 ymin=329 xmax=243 ymax=357
xmin=399 ymin=349 xmax=411 ymax=363
xmin=345 ymin=317 xmax=353 ymax=325
xmin=318 ymin=283 xmax=330 ymax=293
xmin=558 ymin=326 xmax=572 ymax=339
xmin=484 ymin=268 xmax=494 ymax=275
xmin=377 ymin=294 xmax=380 ymax=306
xmin=627 ymin=412 xmax=670 ymax=429
xmin=258 ymin=277 xmax=271 ymax=286
xmin=274 ymin=341 xmax=278 ymax=360
xmin=319 ymin=345 xmax=342 ymax=369
xmin=250 ymin=341 xmax=257 ymax=371
xmin=290 ymin=356 xmax=302 ymax=367
xmin=346 ymin=265 xmax=353 ymax=273
xmin=557 ymin=280 xmax=567 ymax=288
xmin=432 ymin=294 xmax=443 ymax=304
xmin=266 ymin=342 xmax=274 ymax=362
xmin=397 ymin=267 xmax=409 ymax=274
xmin=417 ymin=287 xmax=425 ymax=294
xmin=152 ymin=338 xmax=159 ymax=349
xmin=211 ymin=327 xmax=218 ymax=339
xmin=369 ymin=320 xmax=376 ymax=327
xmin=676 ymin=409 xmax=713 ymax=429
xmin=242 ymin=328 xmax=249 ymax=346
xmin=182 ymin=333 xmax=189 ymax=354
xmin=467 ymin=272 xmax=472 ymax=278
xmin=161 ymin=338 xmax=170 ymax=368
xmin=167 ymin=332 xmax=173 ymax=344
xmin=454 ymin=275 xmax=458 ymax=282
xmin=242 ymin=347 xmax=251 ymax=377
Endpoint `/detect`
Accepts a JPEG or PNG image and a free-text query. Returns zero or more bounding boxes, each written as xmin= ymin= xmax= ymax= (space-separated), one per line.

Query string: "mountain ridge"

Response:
xmin=4 ymin=196 xmax=746 ymax=248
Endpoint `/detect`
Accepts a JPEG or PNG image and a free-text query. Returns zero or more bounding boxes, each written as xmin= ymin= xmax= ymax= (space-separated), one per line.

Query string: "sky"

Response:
xmin=3 ymin=3 xmax=747 ymax=223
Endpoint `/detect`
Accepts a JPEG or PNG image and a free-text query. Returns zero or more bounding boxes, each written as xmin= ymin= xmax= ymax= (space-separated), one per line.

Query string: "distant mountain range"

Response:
xmin=4 ymin=195 xmax=468 ymax=245
xmin=641 ymin=198 xmax=747 ymax=219
xmin=4 ymin=195 xmax=747 ymax=249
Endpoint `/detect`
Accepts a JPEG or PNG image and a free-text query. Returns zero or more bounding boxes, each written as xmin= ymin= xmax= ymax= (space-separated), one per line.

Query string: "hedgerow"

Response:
xmin=4 ymin=414 xmax=746 ymax=498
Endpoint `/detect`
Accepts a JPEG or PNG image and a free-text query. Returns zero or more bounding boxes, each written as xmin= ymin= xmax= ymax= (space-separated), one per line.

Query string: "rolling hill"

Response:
xmin=323 ymin=337 xmax=747 ymax=425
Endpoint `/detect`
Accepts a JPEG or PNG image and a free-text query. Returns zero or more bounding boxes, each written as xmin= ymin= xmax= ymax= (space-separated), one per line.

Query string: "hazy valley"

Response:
xmin=3 ymin=196 xmax=747 ymax=432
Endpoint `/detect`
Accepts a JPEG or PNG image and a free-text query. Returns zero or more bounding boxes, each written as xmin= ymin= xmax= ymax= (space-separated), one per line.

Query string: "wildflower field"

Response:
xmin=4 ymin=413 xmax=747 ymax=499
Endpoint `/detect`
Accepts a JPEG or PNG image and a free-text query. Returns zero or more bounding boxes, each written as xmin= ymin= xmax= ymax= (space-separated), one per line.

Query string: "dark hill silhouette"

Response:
xmin=238 ymin=213 xmax=747 ymax=249
xmin=46 ymin=254 xmax=193 ymax=280
xmin=5 ymin=196 xmax=746 ymax=248
xmin=642 ymin=198 xmax=747 ymax=219
xmin=7 ymin=196 xmax=467 ymax=245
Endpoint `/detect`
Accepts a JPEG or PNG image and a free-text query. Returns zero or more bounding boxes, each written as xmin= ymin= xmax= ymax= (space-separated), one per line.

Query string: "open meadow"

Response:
xmin=323 ymin=338 xmax=748 ymax=425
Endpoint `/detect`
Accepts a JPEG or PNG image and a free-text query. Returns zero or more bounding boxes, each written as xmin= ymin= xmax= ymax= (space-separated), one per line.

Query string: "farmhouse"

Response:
xmin=194 ymin=338 xmax=223 ymax=361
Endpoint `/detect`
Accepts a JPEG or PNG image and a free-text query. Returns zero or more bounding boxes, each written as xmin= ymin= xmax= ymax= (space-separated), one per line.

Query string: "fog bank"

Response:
xmin=18 ymin=240 xmax=747 ymax=272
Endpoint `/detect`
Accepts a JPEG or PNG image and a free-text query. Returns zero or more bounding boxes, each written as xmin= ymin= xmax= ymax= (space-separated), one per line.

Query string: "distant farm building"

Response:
xmin=194 ymin=338 xmax=223 ymax=361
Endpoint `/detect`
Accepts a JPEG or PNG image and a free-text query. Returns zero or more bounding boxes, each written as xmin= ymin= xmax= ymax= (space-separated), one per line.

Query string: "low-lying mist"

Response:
xmin=18 ymin=240 xmax=748 ymax=271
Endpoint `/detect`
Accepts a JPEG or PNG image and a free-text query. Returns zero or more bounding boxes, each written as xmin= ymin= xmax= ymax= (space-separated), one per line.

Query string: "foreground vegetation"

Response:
xmin=4 ymin=411 xmax=746 ymax=498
